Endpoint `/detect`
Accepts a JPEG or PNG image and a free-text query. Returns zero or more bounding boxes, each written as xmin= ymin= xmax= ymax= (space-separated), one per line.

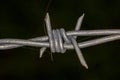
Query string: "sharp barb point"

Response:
xmin=40 ymin=47 xmax=47 ymax=58
xmin=75 ymin=13 xmax=85 ymax=31
xmin=70 ymin=37 xmax=88 ymax=69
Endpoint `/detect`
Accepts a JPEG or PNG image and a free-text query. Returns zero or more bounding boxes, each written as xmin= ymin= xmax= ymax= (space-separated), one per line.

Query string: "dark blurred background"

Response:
xmin=0 ymin=0 xmax=120 ymax=80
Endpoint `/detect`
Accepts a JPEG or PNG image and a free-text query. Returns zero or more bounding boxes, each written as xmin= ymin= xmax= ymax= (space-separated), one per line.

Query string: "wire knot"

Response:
xmin=41 ymin=12 xmax=88 ymax=69
xmin=49 ymin=28 xmax=67 ymax=53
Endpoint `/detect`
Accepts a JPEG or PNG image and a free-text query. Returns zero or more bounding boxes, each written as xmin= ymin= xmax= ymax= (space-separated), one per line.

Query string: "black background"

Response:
xmin=0 ymin=0 xmax=120 ymax=80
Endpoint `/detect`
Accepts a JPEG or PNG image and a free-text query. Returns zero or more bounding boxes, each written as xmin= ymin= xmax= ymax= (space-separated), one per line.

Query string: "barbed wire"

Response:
xmin=0 ymin=13 xmax=120 ymax=69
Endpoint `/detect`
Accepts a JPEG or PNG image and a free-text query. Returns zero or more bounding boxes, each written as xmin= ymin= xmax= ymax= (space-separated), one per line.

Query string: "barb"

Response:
xmin=0 ymin=13 xmax=120 ymax=69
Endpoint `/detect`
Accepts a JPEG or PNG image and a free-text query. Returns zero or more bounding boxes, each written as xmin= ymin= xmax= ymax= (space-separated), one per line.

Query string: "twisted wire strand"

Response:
xmin=0 ymin=35 xmax=120 ymax=50
xmin=0 ymin=13 xmax=120 ymax=69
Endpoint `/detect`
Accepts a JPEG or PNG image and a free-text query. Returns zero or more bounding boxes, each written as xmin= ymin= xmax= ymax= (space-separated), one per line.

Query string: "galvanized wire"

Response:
xmin=0 ymin=13 xmax=120 ymax=69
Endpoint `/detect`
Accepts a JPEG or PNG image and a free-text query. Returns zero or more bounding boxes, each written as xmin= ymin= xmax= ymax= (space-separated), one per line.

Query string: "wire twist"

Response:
xmin=0 ymin=13 xmax=120 ymax=69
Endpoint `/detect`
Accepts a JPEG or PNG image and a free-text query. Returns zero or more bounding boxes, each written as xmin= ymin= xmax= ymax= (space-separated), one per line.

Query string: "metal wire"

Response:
xmin=0 ymin=13 xmax=120 ymax=69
